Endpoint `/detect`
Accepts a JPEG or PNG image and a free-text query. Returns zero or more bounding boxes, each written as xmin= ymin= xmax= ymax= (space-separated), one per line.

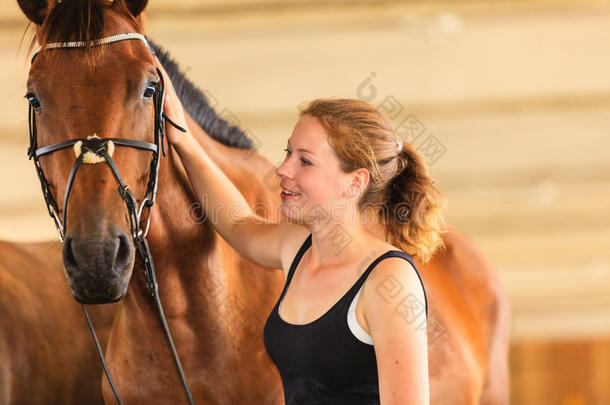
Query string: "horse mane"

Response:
xmin=32 ymin=0 xmax=254 ymax=150
xmin=150 ymin=41 xmax=254 ymax=150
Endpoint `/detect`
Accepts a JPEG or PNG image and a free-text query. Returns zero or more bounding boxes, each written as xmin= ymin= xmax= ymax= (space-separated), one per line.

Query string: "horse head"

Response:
xmin=18 ymin=0 xmax=162 ymax=304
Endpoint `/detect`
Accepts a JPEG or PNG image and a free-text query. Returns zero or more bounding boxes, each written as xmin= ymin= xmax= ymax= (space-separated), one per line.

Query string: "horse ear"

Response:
xmin=125 ymin=0 xmax=148 ymax=17
xmin=17 ymin=0 xmax=48 ymax=25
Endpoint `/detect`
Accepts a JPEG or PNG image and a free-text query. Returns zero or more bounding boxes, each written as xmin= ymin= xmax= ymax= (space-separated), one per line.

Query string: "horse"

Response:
xmin=11 ymin=0 xmax=510 ymax=404
xmin=0 ymin=240 xmax=118 ymax=404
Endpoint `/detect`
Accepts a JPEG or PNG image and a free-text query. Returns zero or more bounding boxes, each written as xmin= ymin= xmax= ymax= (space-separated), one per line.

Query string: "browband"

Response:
xmin=31 ymin=32 xmax=151 ymax=63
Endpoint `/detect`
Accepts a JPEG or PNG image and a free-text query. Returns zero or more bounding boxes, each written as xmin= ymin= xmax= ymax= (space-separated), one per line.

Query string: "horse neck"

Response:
xmin=126 ymin=121 xmax=231 ymax=313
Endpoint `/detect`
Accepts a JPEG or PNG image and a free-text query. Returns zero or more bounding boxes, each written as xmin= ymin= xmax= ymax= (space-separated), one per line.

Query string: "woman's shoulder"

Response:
xmin=359 ymin=244 xmax=423 ymax=313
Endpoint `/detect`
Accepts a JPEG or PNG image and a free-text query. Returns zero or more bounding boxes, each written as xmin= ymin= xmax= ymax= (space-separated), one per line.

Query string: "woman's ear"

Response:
xmin=344 ymin=168 xmax=370 ymax=199
xmin=17 ymin=0 xmax=48 ymax=25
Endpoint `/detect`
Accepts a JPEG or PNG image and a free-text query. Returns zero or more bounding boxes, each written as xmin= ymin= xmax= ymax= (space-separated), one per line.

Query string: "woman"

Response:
xmin=162 ymin=69 xmax=446 ymax=405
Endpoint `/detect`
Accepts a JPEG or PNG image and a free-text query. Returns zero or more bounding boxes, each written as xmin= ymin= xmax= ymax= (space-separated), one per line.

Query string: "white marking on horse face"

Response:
xmin=73 ymin=134 xmax=115 ymax=164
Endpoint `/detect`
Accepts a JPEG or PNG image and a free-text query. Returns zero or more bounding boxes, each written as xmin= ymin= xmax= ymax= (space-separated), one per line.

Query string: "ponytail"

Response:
xmin=381 ymin=143 xmax=447 ymax=263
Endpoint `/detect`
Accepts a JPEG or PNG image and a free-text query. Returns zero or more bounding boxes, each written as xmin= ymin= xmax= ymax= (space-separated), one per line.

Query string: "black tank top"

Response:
xmin=263 ymin=234 xmax=428 ymax=405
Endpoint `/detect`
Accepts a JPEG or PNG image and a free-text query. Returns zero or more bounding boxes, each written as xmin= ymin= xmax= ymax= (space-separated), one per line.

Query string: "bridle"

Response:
xmin=27 ymin=33 xmax=195 ymax=405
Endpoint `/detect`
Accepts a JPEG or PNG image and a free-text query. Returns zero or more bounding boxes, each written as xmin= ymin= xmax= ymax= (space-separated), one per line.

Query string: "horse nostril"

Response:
xmin=63 ymin=236 xmax=78 ymax=269
xmin=115 ymin=232 xmax=132 ymax=270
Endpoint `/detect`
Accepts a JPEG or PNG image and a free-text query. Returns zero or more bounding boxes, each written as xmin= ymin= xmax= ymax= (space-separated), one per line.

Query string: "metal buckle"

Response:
xmin=49 ymin=205 xmax=65 ymax=242
xmin=137 ymin=197 xmax=153 ymax=238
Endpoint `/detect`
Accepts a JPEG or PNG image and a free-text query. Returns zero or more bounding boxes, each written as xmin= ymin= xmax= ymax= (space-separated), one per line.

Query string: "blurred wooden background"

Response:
xmin=1 ymin=1 xmax=609 ymax=404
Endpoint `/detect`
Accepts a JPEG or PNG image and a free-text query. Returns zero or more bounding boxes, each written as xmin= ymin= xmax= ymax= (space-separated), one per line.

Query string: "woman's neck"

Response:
xmin=305 ymin=207 xmax=388 ymax=271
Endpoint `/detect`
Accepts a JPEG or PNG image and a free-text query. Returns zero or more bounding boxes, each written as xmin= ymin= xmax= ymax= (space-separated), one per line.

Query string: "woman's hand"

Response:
xmin=156 ymin=61 xmax=190 ymax=148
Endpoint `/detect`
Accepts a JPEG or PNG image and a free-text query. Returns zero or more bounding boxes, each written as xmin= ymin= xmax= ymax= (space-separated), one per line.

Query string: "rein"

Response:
xmin=27 ymin=33 xmax=195 ymax=405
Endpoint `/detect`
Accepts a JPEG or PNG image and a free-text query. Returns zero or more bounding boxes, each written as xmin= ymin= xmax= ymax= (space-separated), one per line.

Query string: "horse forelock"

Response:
xmin=34 ymin=0 xmax=141 ymax=65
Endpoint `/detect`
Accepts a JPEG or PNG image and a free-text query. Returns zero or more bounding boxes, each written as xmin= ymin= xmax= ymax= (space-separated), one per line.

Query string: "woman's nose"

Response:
xmin=276 ymin=159 xmax=292 ymax=179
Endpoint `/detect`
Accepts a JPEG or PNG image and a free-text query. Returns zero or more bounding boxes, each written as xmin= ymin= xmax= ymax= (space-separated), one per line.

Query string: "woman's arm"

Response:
xmin=160 ymin=65 xmax=294 ymax=269
xmin=364 ymin=258 xmax=430 ymax=405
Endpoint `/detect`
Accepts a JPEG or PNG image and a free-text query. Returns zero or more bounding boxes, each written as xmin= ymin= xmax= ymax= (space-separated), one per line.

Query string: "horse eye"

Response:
xmin=143 ymin=84 xmax=156 ymax=99
xmin=27 ymin=95 xmax=41 ymax=111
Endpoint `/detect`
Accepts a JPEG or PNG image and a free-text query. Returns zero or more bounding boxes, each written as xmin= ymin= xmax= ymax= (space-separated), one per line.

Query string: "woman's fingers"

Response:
xmin=155 ymin=59 xmax=189 ymax=144
xmin=159 ymin=66 xmax=183 ymax=120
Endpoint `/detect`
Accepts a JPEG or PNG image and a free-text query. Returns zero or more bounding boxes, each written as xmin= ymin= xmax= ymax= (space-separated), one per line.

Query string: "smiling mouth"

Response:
xmin=281 ymin=190 xmax=301 ymax=198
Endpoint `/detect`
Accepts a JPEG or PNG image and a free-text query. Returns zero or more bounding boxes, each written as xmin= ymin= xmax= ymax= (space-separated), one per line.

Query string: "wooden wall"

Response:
xmin=511 ymin=338 xmax=610 ymax=404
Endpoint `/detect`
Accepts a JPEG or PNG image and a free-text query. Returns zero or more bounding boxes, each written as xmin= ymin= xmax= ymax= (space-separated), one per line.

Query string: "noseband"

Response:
xmin=27 ymin=32 xmax=195 ymax=405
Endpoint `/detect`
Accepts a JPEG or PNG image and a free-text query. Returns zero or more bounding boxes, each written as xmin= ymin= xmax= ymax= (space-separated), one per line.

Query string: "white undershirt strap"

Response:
xmin=347 ymin=285 xmax=373 ymax=345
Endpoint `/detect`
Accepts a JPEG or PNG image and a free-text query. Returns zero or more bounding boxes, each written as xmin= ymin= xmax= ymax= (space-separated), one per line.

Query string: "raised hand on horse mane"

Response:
xmin=159 ymin=60 xmax=437 ymax=404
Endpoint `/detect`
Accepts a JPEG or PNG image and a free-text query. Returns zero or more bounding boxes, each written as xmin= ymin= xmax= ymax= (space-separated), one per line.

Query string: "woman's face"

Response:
xmin=276 ymin=115 xmax=355 ymax=225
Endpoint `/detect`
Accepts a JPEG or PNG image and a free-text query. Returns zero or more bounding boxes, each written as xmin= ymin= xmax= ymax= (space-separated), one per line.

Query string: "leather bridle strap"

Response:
xmin=27 ymin=34 xmax=193 ymax=405
xmin=35 ymin=138 xmax=158 ymax=157
xmin=33 ymin=137 xmax=159 ymax=236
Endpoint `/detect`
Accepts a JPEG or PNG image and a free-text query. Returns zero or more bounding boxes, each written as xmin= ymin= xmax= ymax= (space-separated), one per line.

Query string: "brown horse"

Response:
xmin=0 ymin=240 xmax=117 ymax=404
xmin=12 ymin=0 xmax=510 ymax=404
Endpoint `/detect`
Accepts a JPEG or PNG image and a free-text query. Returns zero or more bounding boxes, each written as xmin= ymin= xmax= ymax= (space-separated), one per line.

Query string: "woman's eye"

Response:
xmin=26 ymin=94 xmax=41 ymax=111
xmin=283 ymin=148 xmax=311 ymax=166
xmin=143 ymin=84 xmax=156 ymax=99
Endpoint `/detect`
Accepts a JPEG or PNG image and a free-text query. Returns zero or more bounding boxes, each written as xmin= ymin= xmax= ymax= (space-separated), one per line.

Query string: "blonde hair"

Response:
xmin=300 ymin=98 xmax=447 ymax=263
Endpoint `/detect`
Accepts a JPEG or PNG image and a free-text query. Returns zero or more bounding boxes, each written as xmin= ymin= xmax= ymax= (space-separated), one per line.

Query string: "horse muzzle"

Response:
xmin=62 ymin=228 xmax=134 ymax=304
